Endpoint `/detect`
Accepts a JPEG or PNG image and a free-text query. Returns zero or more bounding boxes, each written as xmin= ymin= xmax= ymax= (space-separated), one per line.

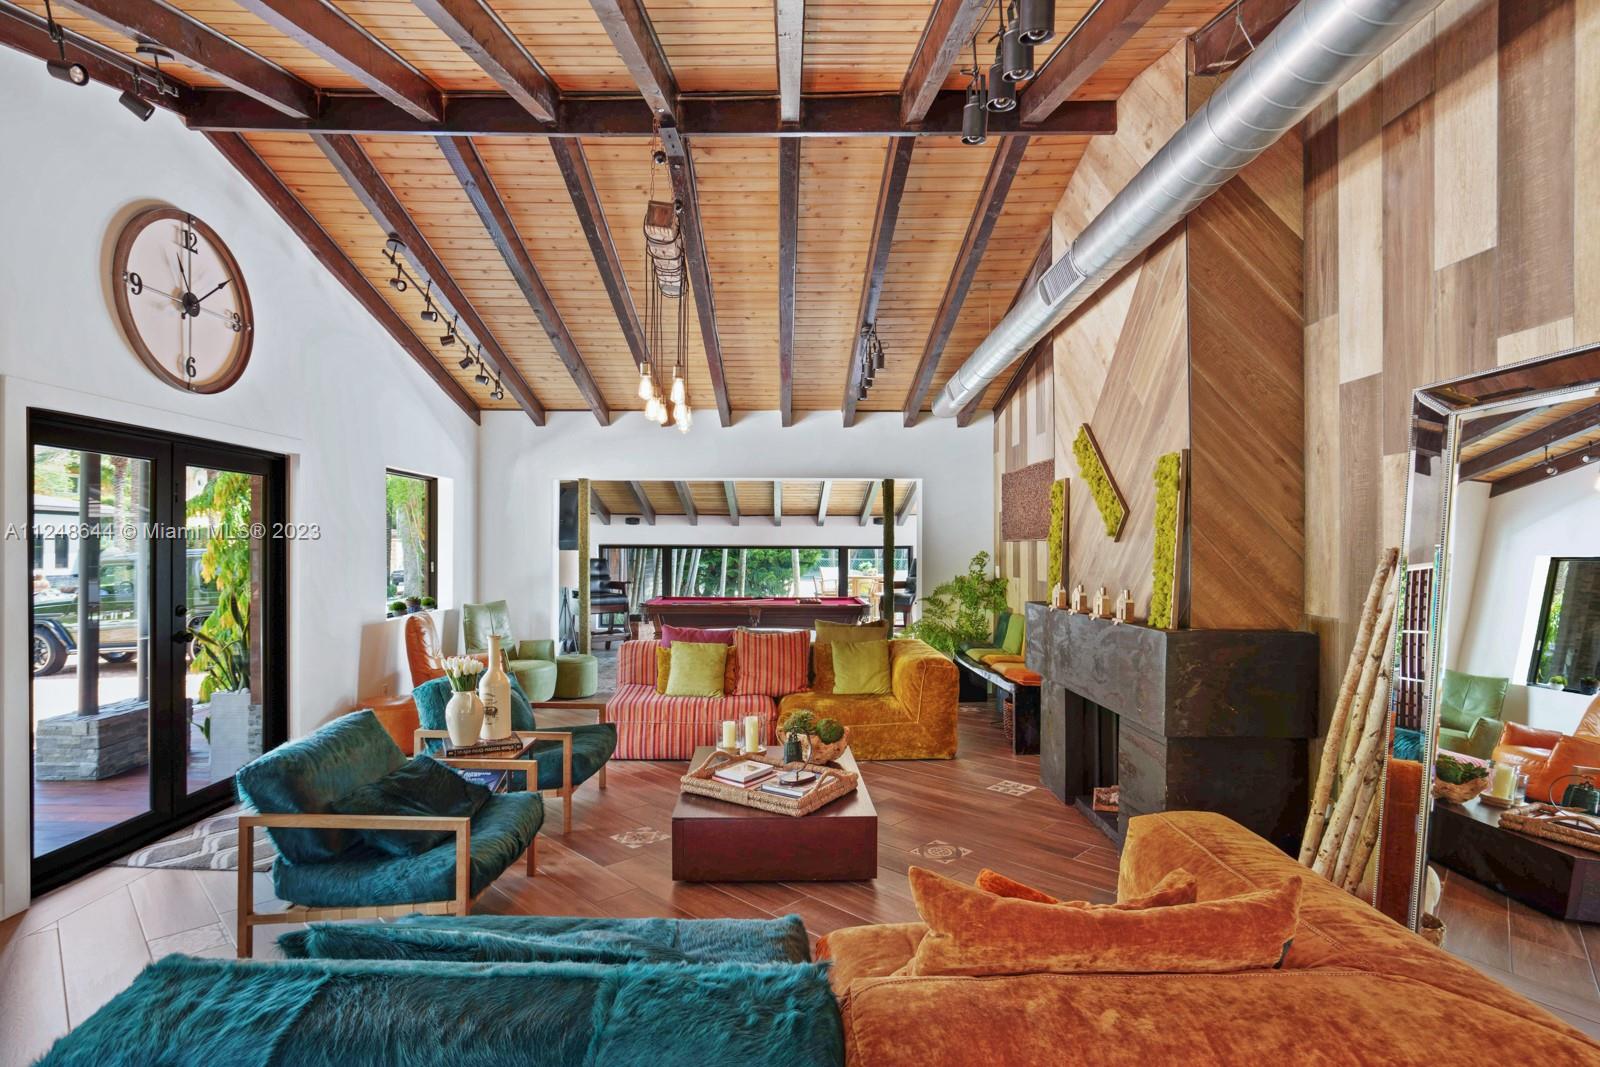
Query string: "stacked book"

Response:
xmin=712 ymin=760 xmax=775 ymax=788
xmin=760 ymin=772 xmax=832 ymax=800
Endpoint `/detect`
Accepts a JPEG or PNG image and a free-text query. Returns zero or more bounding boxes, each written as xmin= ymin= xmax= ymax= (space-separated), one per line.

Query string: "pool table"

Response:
xmin=643 ymin=596 xmax=869 ymax=631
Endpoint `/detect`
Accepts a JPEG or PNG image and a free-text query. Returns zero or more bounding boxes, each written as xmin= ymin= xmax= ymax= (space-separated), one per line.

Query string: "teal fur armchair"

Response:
xmin=1435 ymin=670 xmax=1510 ymax=760
xmin=463 ymin=599 xmax=558 ymax=701
xmin=233 ymin=710 xmax=543 ymax=958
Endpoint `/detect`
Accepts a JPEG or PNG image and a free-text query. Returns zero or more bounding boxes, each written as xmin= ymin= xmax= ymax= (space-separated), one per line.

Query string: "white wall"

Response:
xmin=479 ymin=410 xmax=993 ymax=641
xmin=1450 ymin=465 xmax=1600 ymax=732
xmin=0 ymin=50 xmax=479 ymax=914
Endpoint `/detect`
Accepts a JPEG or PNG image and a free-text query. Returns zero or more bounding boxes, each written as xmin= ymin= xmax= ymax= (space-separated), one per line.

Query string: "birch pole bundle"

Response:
xmin=1298 ymin=547 xmax=1400 ymax=866
xmin=1341 ymin=788 xmax=1386 ymax=893
xmin=1330 ymin=671 xmax=1393 ymax=885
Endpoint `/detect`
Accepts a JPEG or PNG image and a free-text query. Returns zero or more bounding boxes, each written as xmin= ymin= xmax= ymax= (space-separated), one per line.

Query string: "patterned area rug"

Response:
xmin=112 ymin=806 xmax=276 ymax=872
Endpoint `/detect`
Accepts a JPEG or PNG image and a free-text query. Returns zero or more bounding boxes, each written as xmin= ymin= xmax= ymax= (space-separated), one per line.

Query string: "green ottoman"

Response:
xmin=554 ymin=653 xmax=599 ymax=699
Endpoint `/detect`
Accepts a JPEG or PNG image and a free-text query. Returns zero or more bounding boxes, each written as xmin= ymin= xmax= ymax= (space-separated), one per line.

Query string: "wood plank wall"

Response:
xmin=1303 ymin=0 xmax=1599 ymax=731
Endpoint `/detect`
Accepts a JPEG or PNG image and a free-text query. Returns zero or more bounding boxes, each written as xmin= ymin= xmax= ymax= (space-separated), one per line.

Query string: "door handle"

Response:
xmin=174 ymin=629 xmax=194 ymax=644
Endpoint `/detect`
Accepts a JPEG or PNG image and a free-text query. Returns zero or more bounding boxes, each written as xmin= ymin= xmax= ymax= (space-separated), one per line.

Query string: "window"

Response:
xmin=601 ymin=544 xmax=911 ymax=605
xmin=386 ymin=471 xmax=437 ymax=604
xmin=1528 ymin=558 xmax=1600 ymax=692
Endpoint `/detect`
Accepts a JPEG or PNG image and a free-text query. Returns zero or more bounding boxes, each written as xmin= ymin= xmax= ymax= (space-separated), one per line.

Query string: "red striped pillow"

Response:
xmin=732 ymin=629 xmax=810 ymax=696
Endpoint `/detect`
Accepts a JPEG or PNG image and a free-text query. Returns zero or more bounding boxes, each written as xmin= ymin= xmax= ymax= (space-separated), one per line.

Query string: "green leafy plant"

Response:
xmin=1580 ymin=676 xmax=1599 ymax=694
xmin=1435 ymin=753 xmax=1488 ymax=785
xmin=904 ymin=551 xmax=1009 ymax=658
xmin=1148 ymin=452 xmax=1183 ymax=629
xmin=1551 ymin=674 xmax=1568 ymax=688
xmin=1072 ymin=425 xmax=1126 ymax=539
xmin=389 ymin=599 xmax=407 ymax=616
xmin=814 ymin=718 xmax=845 ymax=745
xmin=189 ymin=593 xmax=251 ymax=742
xmin=1047 ymin=479 xmax=1065 ymax=589
xmin=781 ymin=710 xmax=816 ymax=740
xmin=420 ymin=596 xmax=437 ymax=609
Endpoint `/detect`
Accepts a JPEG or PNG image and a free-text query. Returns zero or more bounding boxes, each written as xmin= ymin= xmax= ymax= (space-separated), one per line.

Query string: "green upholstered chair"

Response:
xmin=1436 ymin=670 xmax=1510 ymax=760
xmin=413 ymin=675 xmax=615 ymax=835
xmin=960 ymin=610 xmax=1014 ymax=661
xmin=232 ymin=709 xmax=543 ymax=957
xmin=462 ymin=599 xmax=558 ymax=701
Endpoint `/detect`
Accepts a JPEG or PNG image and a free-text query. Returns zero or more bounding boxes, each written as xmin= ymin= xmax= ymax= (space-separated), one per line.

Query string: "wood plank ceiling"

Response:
xmin=593 ymin=479 xmax=918 ymax=520
xmin=5 ymin=0 xmax=1239 ymax=422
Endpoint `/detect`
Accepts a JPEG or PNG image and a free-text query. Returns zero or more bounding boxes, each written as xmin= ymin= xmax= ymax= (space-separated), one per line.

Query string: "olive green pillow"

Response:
xmin=833 ymin=639 xmax=892 ymax=695
xmin=815 ymin=619 xmax=889 ymax=644
xmin=664 ymin=641 xmax=728 ymax=698
xmin=1001 ymin=614 xmax=1025 ymax=656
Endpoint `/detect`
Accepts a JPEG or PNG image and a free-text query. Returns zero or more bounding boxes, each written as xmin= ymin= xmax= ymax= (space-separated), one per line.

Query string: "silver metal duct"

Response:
xmin=933 ymin=0 xmax=1443 ymax=418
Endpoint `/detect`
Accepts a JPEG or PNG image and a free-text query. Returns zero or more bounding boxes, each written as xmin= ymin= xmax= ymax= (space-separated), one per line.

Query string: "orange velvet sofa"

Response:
xmin=1491 ymin=694 xmax=1600 ymax=805
xmin=778 ymin=638 xmax=959 ymax=761
xmin=818 ymin=810 xmax=1600 ymax=1066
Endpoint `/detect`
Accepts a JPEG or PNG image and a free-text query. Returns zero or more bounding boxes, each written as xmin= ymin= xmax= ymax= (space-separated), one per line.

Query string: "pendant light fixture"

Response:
xmin=987 ymin=38 xmax=1017 ymax=112
xmin=1017 ymin=0 xmax=1055 ymax=44
xmin=1001 ymin=2 xmax=1034 ymax=82
xmin=640 ymin=138 xmax=692 ymax=430
xmin=962 ymin=35 xmax=988 ymax=145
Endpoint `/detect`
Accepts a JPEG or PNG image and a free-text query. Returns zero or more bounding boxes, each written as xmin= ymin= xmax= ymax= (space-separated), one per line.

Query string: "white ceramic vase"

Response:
xmin=478 ymin=634 xmax=513 ymax=741
xmin=445 ymin=690 xmax=484 ymax=747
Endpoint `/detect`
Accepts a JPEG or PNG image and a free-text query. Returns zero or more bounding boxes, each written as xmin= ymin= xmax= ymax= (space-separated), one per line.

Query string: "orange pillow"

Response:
xmin=906 ymin=866 xmax=1301 ymax=978
xmin=656 ymin=646 xmax=737 ymax=695
xmin=976 ymin=867 xmax=1197 ymax=909
xmin=733 ymin=629 xmax=810 ymax=696
xmin=1525 ymin=733 xmax=1600 ymax=805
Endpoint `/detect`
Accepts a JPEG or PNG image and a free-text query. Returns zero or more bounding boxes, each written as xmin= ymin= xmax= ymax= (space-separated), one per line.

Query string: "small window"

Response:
xmin=1529 ymin=558 xmax=1600 ymax=691
xmin=386 ymin=471 xmax=437 ymax=606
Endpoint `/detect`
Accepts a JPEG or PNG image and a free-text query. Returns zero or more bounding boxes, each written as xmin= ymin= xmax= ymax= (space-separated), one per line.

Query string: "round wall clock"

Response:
xmin=110 ymin=206 xmax=254 ymax=393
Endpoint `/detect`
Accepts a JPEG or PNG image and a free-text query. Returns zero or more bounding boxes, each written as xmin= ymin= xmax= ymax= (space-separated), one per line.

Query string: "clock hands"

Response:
xmin=194 ymin=279 xmax=228 ymax=304
xmin=175 ymin=253 xmax=189 ymax=293
xmin=140 ymin=284 xmax=241 ymax=328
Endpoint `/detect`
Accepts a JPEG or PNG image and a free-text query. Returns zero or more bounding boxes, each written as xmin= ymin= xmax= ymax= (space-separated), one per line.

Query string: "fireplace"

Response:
xmin=1025 ymin=603 xmax=1318 ymax=853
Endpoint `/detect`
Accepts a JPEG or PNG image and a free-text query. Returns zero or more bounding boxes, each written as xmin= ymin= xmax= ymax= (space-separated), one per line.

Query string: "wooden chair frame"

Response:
xmin=416 ymin=701 xmax=610 ymax=835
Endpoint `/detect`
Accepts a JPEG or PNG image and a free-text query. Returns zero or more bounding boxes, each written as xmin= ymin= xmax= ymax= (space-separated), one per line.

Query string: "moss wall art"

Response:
xmin=1047 ymin=479 xmax=1066 ymax=589
xmin=1072 ymin=424 xmax=1127 ymax=541
xmin=1148 ymin=452 xmax=1184 ymax=629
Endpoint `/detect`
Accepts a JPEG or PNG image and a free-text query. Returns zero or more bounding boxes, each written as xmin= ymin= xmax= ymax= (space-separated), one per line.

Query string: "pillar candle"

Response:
xmin=743 ymin=715 xmax=761 ymax=753
xmin=1489 ymin=763 xmax=1517 ymax=801
xmin=720 ymin=720 xmax=737 ymax=750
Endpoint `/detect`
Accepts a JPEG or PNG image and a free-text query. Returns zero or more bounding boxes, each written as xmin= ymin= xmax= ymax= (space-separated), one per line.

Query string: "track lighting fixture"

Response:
xmin=419 ymin=281 xmax=438 ymax=322
xmin=1000 ymin=4 xmax=1034 ymax=83
xmin=458 ymin=353 xmax=474 ymax=370
xmin=473 ymin=359 xmax=490 ymax=387
xmin=440 ymin=314 xmax=458 ymax=347
xmin=962 ymin=33 xmax=988 ymax=145
xmin=42 ymin=1 xmax=87 ymax=86
xmin=117 ymin=90 xmax=154 ymax=121
xmin=987 ymin=44 xmax=1017 ymax=112
xmin=491 ymin=380 xmax=505 ymax=402
xmin=375 ymin=236 xmax=502 ymax=401
xmin=1017 ymin=0 xmax=1054 ymax=45
xmin=1545 ymin=445 xmax=1558 ymax=477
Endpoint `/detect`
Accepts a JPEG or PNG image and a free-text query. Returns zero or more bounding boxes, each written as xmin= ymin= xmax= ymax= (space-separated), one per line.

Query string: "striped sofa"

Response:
xmin=605 ymin=640 xmax=781 ymax=760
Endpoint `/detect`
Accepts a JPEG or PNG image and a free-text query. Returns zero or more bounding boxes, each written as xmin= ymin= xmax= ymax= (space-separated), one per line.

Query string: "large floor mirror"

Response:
xmin=1376 ymin=344 xmax=1600 ymax=938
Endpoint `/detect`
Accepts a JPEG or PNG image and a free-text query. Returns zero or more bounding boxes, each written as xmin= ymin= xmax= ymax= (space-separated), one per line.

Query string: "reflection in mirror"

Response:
xmin=1375 ymin=344 xmax=1600 ymax=942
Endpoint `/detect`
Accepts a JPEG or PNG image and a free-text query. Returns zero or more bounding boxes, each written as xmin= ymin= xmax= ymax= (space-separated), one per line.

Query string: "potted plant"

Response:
xmin=781 ymin=710 xmax=816 ymax=764
xmin=191 ymin=593 xmax=253 ymax=778
xmin=388 ymin=599 xmax=407 ymax=618
xmin=807 ymin=717 xmax=849 ymax=763
xmin=441 ymin=656 xmax=487 ymax=746
xmin=406 ymin=595 xmax=423 ymax=614
xmin=1580 ymin=676 xmax=1599 ymax=696
xmin=420 ymin=596 xmax=437 ymax=610
xmin=1549 ymin=674 xmax=1569 ymax=691
xmin=904 ymin=551 xmax=1009 ymax=658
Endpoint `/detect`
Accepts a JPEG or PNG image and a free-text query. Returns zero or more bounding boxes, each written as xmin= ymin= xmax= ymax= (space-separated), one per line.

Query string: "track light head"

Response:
xmin=458 ymin=354 xmax=474 ymax=370
xmin=1017 ymin=0 xmax=1054 ymax=44
xmin=419 ymin=306 xmax=438 ymax=322
xmin=473 ymin=364 xmax=490 ymax=386
xmin=46 ymin=58 xmax=88 ymax=86
xmin=117 ymin=90 xmax=154 ymax=121
xmin=987 ymin=56 xmax=1017 ymax=111
xmin=962 ymin=76 xmax=988 ymax=145
xmin=1001 ymin=24 xmax=1034 ymax=82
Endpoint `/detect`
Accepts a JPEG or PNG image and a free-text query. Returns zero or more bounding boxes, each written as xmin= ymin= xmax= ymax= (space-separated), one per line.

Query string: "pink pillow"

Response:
xmin=660 ymin=625 xmax=736 ymax=648
xmin=733 ymin=629 xmax=810 ymax=696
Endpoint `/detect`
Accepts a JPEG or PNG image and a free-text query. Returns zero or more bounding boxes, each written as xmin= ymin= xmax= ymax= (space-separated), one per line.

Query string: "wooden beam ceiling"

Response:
xmin=1460 ymin=402 xmax=1600 ymax=480
xmin=1490 ymin=446 xmax=1599 ymax=497
xmin=674 ymin=481 xmax=699 ymax=524
xmin=57 ymin=0 xmax=317 ymax=117
xmin=724 ymin=480 xmax=741 ymax=526
xmin=660 ymin=124 xmax=733 ymax=426
xmin=1191 ymin=0 xmax=1298 ymax=75
xmin=586 ymin=0 xmax=679 ymax=120
xmin=778 ymin=138 xmax=800 ymax=427
xmin=816 ymin=480 xmax=831 ymax=526
xmin=775 ymin=0 xmax=805 ymax=124
xmin=591 ymin=492 xmax=611 ymax=523
xmin=314 ymin=133 xmax=546 ymax=423
xmin=548 ymin=139 xmax=650 ymax=373
xmin=231 ymin=0 xmax=442 ymax=122
xmin=860 ymin=480 xmax=880 ymax=526
xmin=0 ymin=4 xmax=189 ymax=113
xmin=900 ymin=0 xmax=988 ymax=126
xmin=842 ymin=137 xmax=917 ymax=426
xmin=628 ymin=481 xmax=656 ymax=523
xmin=436 ymin=135 xmax=609 ymax=424
xmin=411 ymin=0 xmax=558 ymax=121
xmin=1018 ymin=0 xmax=1170 ymax=126
xmin=896 ymin=481 xmax=919 ymax=525
xmin=902 ymin=136 xmax=1032 ymax=425
xmin=203 ymin=131 xmax=479 ymax=423
xmin=1460 ymin=407 xmax=1544 ymax=445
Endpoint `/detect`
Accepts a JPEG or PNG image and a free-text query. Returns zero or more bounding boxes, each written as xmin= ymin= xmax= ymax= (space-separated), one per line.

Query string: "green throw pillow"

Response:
xmin=665 ymin=641 xmax=728 ymax=698
xmin=833 ymin=640 xmax=892 ymax=695
xmin=815 ymin=619 xmax=889 ymax=644
xmin=332 ymin=755 xmax=491 ymax=858
xmin=1001 ymin=614 xmax=1025 ymax=656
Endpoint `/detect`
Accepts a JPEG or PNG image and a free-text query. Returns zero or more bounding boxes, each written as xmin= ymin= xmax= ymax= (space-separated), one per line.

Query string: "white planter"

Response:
xmin=207 ymin=689 xmax=254 ymax=779
xmin=445 ymin=690 xmax=484 ymax=747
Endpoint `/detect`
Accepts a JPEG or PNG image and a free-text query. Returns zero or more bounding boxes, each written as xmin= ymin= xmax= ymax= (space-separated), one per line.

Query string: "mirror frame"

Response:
xmin=1376 ymin=342 xmax=1600 ymax=931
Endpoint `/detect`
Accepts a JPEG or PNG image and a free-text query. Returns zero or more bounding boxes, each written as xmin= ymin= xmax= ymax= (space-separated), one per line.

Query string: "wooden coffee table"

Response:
xmin=671 ymin=746 xmax=877 ymax=882
xmin=1430 ymin=797 xmax=1600 ymax=921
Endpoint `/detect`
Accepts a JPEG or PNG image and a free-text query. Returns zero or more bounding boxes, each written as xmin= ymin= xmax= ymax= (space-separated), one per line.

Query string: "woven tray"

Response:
xmin=1499 ymin=803 xmax=1600 ymax=854
xmin=681 ymin=750 xmax=858 ymax=817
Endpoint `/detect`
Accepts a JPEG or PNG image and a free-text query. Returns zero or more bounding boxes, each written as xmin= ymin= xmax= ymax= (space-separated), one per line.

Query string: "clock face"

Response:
xmin=111 ymin=207 xmax=253 ymax=393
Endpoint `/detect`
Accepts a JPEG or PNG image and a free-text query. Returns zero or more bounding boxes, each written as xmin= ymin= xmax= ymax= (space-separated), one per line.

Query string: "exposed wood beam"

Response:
xmin=773 ymin=480 xmax=784 ymax=526
xmin=1190 ymin=0 xmax=1298 ymax=76
xmin=411 ymin=0 xmax=557 ymax=121
xmin=1460 ymin=402 xmax=1600 ymax=480
xmin=183 ymin=88 xmax=1117 ymax=138
xmin=436 ymin=136 xmax=609 ymax=424
xmin=1019 ymin=0 xmax=1169 ymax=126
xmin=0 ymin=3 xmax=192 ymax=113
xmin=659 ymin=124 xmax=733 ymax=426
xmin=902 ymin=136 xmax=1032 ymax=425
xmin=587 ymin=0 xmax=679 ymax=120
xmin=57 ymin=0 xmax=317 ymax=117
xmin=591 ymin=493 xmax=611 ymax=524
xmin=673 ymin=481 xmax=698 ymax=525
xmin=202 ymin=132 xmax=478 ymax=423
xmin=816 ymin=480 xmax=831 ymax=526
xmin=724 ymin=480 xmax=741 ymax=526
xmin=314 ymin=133 xmax=545 ymax=424
xmin=1459 ymin=407 xmax=1543 ymax=445
xmin=860 ymin=480 xmax=880 ymax=526
xmin=1490 ymin=445 xmax=1599 ymax=497
xmin=842 ymin=137 xmax=916 ymax=426
xmin=628 ymin=481 xmax=656 ymax=524
xmin=232 ymin=0 xmax=441 ymax=121
xmin=775 ymin=0 xmax=805 ymax=123
xmin=896 ymin=481 xmax=919 ymax=526
xmin=778 ymin=138 xmax=800 ymax=427
xmin=548 ymin=139 xmax=649 ymax=371
xmin=900 ymin=0 xmax=988 ymax=126
xmin=961 ymin=236 xmax=1054 ymax=425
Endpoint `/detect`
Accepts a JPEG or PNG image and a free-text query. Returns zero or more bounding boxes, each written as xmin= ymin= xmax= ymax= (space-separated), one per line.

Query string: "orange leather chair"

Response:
xmin=405 ymin=612 xmax=487 ymax=688
xmin=1490 ymin=694 xmax=1600 ymax=803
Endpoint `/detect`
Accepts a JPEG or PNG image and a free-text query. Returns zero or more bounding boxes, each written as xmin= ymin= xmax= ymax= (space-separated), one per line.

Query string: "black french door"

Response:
xmin=28 ymin=411 xmax=287 ymax=893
